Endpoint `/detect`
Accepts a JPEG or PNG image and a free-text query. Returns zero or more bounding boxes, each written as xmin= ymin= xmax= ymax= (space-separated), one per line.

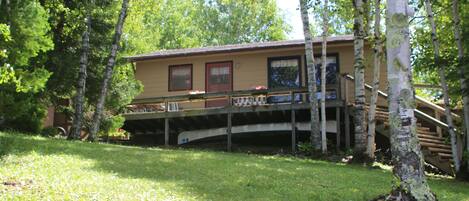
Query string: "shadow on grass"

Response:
xmin=1 ymin=133 xmax=467 ymax=200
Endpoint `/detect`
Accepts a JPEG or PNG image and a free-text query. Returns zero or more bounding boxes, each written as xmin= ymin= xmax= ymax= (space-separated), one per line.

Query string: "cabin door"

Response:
xmin=205 ymin=61 xmax=233 ymax=108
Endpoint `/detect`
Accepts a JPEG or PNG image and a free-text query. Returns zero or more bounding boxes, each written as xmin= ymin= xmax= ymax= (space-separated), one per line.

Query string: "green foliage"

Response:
xmin=40 ymin=126 xmax=60 ymax=137
xmin=1 ymin=132 xmax=469 ymax=200
xmin=98 ymin=114 xmax=125 ymax=137
xmin=412 ymin=0 xmax=469 ymax=105
xmin=0 ymin=87 xmax=47 ymax=133
xmin=124 ymin=0 xmax=289 ymax=54
xmin=297 ymin=141 xmax=314 ymax=153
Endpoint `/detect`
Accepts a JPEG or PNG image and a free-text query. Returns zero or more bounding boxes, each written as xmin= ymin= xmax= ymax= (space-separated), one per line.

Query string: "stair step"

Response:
xmin=417 ymin=127 xmax=430 ymax=131
xmin=420 ymin=142 xmax=451 ymax=149
xmin=418 ymin=134 xmax=445 ymax=141
xmin=417 ymin=130 xmax=438 ymax=135
xmin=428 ymin=147 xmax=452 ymax=154
xmin=418 ymin=138 xmax=447 ymax=145
xmin=438 ymin=152 xmax=452 ymax=159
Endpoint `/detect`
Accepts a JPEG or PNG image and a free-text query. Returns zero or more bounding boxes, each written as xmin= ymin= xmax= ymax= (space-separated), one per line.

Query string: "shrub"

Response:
xmin=40 ymin=126 xmax=59 ymax=137
xmin=99 ymin=114 xmax=125 ymax=137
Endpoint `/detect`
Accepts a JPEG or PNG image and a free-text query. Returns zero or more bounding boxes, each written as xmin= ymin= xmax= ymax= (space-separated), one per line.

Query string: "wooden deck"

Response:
xmin=122 ymin=84 xmax=346 ymax=151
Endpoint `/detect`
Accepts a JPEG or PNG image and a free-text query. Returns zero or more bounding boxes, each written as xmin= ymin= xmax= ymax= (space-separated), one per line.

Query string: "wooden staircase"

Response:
xmin=368 ymin=106 xmax=454 ymax=175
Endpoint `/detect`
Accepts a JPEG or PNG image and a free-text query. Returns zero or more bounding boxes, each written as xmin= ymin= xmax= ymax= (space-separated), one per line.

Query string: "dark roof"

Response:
xmin=127 ymin=35 xmax=354 ymax=61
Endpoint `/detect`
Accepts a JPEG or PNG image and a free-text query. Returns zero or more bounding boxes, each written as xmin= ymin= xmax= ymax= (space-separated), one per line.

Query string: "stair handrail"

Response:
xmin=341 ymin=74 xmax=461 ymax=121
xmin=341 ymin=74 xmax=460 ymax=133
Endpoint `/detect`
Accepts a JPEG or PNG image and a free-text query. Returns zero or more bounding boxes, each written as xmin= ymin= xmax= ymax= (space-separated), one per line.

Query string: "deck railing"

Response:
xmin=341 ymin=74 xmax=463 ymax=159
xmin=125 ymin=81 xmax=343 ymax=114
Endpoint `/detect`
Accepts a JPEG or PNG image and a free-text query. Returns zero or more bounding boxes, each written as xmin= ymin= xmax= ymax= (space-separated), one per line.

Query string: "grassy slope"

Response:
xmin=0 ymin=132 xmax=468 ymax=201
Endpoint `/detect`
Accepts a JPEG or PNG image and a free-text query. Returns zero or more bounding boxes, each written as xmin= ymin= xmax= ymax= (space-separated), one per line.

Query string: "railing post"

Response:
xmin=164 ymin=100 xmax=169 ymax=146
xmin=291 ymin=91 xmax=296 ymax=153
xmin=227 ymin=95 xmax=232 ymax=152
xmin=435 ymin=111 xmax=442 ymax=137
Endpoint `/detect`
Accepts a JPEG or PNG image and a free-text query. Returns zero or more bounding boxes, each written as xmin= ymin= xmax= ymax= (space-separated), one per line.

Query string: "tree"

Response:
xmin=89 ymin=0 xmax=129 ymax=141
xmin=366 ymin=0 xmax=382 ymax=159
xmin=424 ymin=0 xmax=461 ymax=172
xmin=69 ymin=14 xmax=91 ymax=140
xmin=320 ymin=0 xmax=329 ymax=153
xmin=451 ymin=0 xmax=469 ymax=172
xmin=385 ymin=0 xmax=435 ymax=199
xmin=299 ymin=0 xmax=321 ymax=151
xmin=124 ymin=0 xmax=289 ymax=55
xmin=0 ymin=0 xmax=52 ymax=132
xmin=352 ymin=0 xmax=367 ymax=155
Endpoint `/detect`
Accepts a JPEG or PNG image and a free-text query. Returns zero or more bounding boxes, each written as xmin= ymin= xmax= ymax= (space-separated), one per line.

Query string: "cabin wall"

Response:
xmin=134 ymin=42 xmax=388 ymax=109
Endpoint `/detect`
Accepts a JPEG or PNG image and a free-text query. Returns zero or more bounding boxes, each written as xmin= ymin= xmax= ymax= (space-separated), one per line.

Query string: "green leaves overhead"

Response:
xmin=124 ymin=0 xmax=289 ymax=54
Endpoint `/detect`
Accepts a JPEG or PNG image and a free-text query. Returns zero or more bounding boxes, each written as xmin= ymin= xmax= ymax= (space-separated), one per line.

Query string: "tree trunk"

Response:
xmin=353 ymin=0 xmax=367 ymax=153
xmin=69 ymin=15 xmax=91 ymax=140
xmin=299 ymin=0 xmax=321 ymax=151
xmin=451 ymin=0 xmax=469 ymax=172
xmin=366 ymin=0 xmax=381 ymax=159
xmin=385 ymin=1 xmax=435 ymax=199
xmin=89 ymin=0 xmax=129 ymax=141
xmin=424 ymin=0 xmax=461 ymax=172
xmin=320 ymin=0 xmax=329 ymax=153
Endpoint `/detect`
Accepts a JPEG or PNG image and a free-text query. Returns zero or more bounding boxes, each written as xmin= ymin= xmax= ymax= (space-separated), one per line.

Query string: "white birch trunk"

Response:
xmin=299 ymin=0 xmax=321 ymax=150
xmin=366 ymin=0 xmax=381 ymax=159
xmin=320 ymin=0 xmax=328 ymax=153
xmin=353 ymin=0 xmax=367 ymax=152
xmin=386 ymin=1 xmax=435 ymax=199
xmin=70 ymin=15 xmax=91 ymax=140
xmin=89 ymin=0 xmax=129 ymax=141
xmin=451 ymin=0 xmax=469 ymax=172
xmin=424 ymin=0 xmax=461 ymax=172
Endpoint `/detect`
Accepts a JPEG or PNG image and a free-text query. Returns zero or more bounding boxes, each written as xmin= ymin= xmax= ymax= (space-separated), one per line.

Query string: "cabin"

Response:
xmin=123 ymin=35 xmax=459 ymax=175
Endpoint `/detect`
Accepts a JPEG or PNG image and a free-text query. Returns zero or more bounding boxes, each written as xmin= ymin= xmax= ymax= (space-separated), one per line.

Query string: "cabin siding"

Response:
xmin=134 ymin=42 xmax=387 ymax=107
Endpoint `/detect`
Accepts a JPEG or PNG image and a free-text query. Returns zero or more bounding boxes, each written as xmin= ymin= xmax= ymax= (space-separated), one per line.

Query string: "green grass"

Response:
xmin=0 ymin=132 xmax=468 ymax=201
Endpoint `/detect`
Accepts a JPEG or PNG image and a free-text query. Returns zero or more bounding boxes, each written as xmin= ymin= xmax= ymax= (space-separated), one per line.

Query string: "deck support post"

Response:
xmin=164 ymin=118 xmax=169 ymax=146
xmin=164 ymin=101 xmax=169 ymax=146
xmin=291 ymin=91 xmax=296 ymax=153
xmin=227 ymin=96 xmax=232 ymax=152
xmin=336 ymin=107 xmax=341 ymax=151
xmin=343 ymin=76 xmax=351 ymax=149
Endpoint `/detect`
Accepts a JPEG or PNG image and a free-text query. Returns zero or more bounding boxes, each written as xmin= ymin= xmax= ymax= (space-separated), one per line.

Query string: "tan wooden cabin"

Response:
xmin=123 ymin=35 xmax=460 ymax=175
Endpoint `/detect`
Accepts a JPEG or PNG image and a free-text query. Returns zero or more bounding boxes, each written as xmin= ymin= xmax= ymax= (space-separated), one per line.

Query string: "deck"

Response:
xmin=122 ymin=81 xmax=348 ymax=151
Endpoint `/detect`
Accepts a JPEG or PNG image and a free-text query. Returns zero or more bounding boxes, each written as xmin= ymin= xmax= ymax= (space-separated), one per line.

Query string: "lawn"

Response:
xmin=0 ymin=132 xmax=468 ymax=201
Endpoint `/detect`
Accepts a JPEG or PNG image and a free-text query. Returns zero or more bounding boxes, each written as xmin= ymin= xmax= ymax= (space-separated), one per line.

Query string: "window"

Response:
xmin=169 ymin=64 xmax=192 ymax=91
xmin=268 ymin=56 xmax=302 ymax=103
xmin=268 ymin=56 xmax=301 ymax=89
xmin=305 ymin=55 xmax=339 ymax=100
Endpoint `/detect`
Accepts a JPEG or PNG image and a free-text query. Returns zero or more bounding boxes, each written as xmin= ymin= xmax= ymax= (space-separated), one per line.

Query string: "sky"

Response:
xmin=275 ymin=0 xmax=304 ymax=40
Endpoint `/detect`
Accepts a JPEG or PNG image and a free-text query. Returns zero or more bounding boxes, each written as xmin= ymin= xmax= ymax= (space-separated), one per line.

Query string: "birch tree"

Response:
xmin=70 ymin=14 xmax=91 ymax=140
xmin=352 ymin=0 xmax=367 ymax=153
xmin=89 ymin=0 xmax=129 ymax=141
xmin=424 ymin=0 xmax=461 ymax=172
xmin=451 ymin=0 xmax=469 ymax=172
xmin=320 ymin=0 xmax=329 ymax=153
xmin=366 ymin=0 xmax=381 ymax=159
xmin=299 ymin=0 xmax=321 ymax=151
xmin=386 ymin=1 xmax=435 ymax=199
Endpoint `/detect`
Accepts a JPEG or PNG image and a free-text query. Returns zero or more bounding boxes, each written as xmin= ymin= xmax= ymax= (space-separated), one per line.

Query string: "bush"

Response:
xmin=99 ymin=114 xmax=125 ymax=137
xmin=40 ymin=127 xmax=59 ymax=137
xmin=297 ymin=141 xmax=314 ymax=154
